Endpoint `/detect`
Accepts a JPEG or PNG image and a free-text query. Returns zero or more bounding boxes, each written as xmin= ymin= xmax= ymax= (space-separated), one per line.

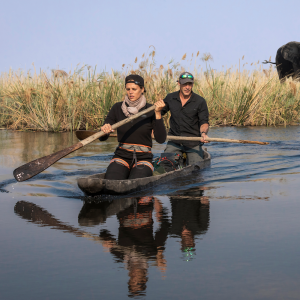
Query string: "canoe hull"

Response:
xmin=77 ymin=148 xmax=211 ymax=195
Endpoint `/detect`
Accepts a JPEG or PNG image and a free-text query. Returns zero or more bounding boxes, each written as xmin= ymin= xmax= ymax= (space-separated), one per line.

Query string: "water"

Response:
xmin=0 ymin=127 xmax=300 ymax=300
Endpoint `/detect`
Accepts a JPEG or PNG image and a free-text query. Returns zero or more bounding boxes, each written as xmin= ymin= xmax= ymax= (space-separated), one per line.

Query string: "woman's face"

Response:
xmin=126 ymin=83 xmax=144 ymax=101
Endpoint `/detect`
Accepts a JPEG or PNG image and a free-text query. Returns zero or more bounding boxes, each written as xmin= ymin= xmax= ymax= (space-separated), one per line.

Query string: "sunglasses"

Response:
xmin=180 ymin=74 xmax=194 ymax=79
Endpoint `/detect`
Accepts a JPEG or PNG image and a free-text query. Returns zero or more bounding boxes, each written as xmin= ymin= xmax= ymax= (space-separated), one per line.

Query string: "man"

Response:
xmin=161 ymin=72 xmax=209 ymax=165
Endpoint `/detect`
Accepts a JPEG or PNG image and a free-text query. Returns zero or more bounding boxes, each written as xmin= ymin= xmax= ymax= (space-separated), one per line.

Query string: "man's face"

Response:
xmin=178 ymin=82 xmax=193 ymax=96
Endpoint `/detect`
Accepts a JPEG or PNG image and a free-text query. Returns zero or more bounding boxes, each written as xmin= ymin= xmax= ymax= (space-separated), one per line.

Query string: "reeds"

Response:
xmin=0 ymin=54 xmax=299 ymax=131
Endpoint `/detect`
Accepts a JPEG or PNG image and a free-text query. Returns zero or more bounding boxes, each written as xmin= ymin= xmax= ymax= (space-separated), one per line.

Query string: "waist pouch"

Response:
xmin=118 ymin=143 xmax=151 ymax=153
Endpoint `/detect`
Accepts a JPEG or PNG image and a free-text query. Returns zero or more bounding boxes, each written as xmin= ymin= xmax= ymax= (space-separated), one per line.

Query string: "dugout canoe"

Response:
xmin=77 ymin=147 xmax=211 ymax=195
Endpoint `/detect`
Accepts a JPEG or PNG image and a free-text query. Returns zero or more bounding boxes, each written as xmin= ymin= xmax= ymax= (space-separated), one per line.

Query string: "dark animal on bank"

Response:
xmin=263 ymin=41 xmax=300 ymax=81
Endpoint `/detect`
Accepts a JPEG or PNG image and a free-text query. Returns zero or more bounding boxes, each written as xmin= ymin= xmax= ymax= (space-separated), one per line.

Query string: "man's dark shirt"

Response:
xmin=161 ymin=91 xmax=209 ymax=147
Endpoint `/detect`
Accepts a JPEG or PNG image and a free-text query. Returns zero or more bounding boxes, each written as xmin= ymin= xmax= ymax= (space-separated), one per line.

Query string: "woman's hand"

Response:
xmin=154 ymin=99 xmax=165 ymax=112
xmin=101 ymin=124 xmax=114 ymax=134
xmin=154 ymin=99 xmax=165 ymax=119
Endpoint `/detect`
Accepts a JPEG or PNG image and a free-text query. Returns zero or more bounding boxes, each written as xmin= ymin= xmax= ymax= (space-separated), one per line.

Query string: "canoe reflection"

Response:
xmin=14 ymin=189 xmax=209 ymax=299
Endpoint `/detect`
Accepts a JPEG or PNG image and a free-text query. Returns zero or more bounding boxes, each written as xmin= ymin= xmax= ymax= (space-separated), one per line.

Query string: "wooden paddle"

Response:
xmin=13 ymin=105 xmax=156 ymax=182
xmin=75 ymin=130 xmax=269 ymax=145
xmin=167 ymin=136 xmax=269 ymax=145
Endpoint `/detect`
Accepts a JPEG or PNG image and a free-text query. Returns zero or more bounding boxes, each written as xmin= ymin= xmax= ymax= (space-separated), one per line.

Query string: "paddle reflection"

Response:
xmin=14 ymin=189 xmax=210 ymax=299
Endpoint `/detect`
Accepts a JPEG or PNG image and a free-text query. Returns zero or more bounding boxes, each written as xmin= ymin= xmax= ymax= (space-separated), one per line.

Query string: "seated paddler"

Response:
xmin=160 ymin=72 xmax=209 ymax=165
xmin=100 ymin=74 xmax=166 ymax=180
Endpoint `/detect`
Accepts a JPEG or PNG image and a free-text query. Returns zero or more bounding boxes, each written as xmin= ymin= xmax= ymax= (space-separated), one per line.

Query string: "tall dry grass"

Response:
xmin=0 ymin=51 xmax=299 ymax=131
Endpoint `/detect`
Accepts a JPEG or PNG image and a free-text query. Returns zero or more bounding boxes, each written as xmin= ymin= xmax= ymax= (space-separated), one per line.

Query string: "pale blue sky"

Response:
xmin=1 ymin=0 xmax=299 ymax=74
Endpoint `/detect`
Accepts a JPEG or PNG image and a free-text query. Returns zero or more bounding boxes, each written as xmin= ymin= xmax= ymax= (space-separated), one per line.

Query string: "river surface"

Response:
xmin=0 ymin=127 xmax=300 ymax=300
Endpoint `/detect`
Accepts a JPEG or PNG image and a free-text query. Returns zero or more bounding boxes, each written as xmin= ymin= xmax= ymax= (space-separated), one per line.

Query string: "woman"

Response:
xmin=100 ymin=74 xmax=166 ymax=180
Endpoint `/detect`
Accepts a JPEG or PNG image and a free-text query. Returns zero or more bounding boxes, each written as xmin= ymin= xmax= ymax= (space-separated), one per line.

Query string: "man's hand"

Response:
xmin=200 ymin=123 xmax=209 ymax=143
xmin=101 ymin=123 xmax=114 ymax=134
xmin=201 ymin=132 xmax=209 ymax=143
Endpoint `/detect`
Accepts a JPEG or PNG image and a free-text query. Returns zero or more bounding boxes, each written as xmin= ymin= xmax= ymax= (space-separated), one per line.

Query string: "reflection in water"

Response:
xmin=4 ymin=127 xmax=300 ymax=299
xmin=93 ymin=197 xmax=170 ymax=298
xmin=14 ymin=193 xmax=210 ymax=298
xmin=169 ymin=188 xmax=209 ymax=261
xmin=0 ymin=131 xmax=77 ymax=168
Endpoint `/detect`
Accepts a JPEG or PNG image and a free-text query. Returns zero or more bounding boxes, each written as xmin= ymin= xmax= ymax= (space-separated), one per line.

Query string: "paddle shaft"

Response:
xmin=13 ymin=105 xmax=156 ymax=182
xmin=75 ymin=130 xmax=269 ymax=145
xmin=167 ymin=136 xmax=269 ymax=145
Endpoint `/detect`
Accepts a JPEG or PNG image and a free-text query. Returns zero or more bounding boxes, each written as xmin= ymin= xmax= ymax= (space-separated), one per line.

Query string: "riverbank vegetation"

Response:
xmin=1 ymin=51 xmax=299 ymax=131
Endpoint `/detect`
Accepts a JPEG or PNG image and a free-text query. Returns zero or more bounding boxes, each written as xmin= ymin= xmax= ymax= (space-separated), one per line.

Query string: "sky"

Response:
xmin=0 ymin=0 xmax=299 ymax=74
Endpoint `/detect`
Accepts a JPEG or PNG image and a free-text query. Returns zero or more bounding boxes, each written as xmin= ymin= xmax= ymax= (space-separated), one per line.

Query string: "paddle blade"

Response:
xmin=13 ymin=142 xmax=83 ymax=182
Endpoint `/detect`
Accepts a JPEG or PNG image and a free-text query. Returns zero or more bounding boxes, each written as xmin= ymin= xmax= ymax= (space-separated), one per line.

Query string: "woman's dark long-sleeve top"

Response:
xmin=100 ymin=102 xmax=166 ymax=160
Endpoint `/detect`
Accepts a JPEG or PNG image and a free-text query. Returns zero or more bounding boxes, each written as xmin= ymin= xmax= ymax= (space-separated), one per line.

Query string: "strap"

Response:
xmin=156 ymin=157 xmax=178 ymax=171
xmin=133 ymin=161 xmax=154 ymax=172
xmin=119 ymin=143 xmax=151 ymax=153
xmin=110 ymin=158 xmax=130 ymax=169
xmin=131 ymin=149 xmax=138 ymax=169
